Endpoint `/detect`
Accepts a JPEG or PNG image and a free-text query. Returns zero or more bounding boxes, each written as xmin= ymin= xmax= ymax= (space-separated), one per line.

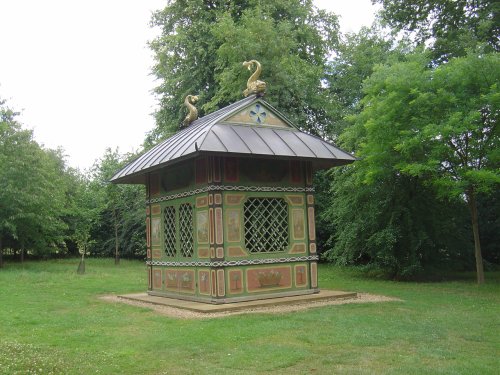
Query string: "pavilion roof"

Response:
xmin=111 ymin=95 xmax=355 ymax=184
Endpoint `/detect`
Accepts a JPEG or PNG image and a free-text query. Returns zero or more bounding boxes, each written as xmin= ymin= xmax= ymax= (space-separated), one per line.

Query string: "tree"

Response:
xmin=349 ymin=51 xmax=499 ymax=283
xmin=325 ymin=26 xmax=403 ymax=135
xmin=0 ymin=99 xmax=68 ymax=263
xmin=148 ymin=0 xmax=340 ymax=142
xmin=374 ymin=0 xmax=500 ymax=61
xmin=90 ymin=149 xmax=146 ymax=261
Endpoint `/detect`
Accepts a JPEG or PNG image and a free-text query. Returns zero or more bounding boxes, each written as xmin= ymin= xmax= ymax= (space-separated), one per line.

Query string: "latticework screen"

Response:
xmin=243 ymin=198 xmax=289 ymax=253
xmin=179 ymin=203 xmax=194 ymax=257
xmin=164 ymin=206 xmax=176 ymax=257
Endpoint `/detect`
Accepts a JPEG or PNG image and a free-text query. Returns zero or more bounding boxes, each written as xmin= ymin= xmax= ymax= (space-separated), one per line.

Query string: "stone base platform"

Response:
xmin=117 ymin=290 xmax=357 ymax=313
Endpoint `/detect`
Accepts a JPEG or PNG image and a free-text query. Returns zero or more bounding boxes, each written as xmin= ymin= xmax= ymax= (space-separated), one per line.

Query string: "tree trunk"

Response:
xmin=0 ymin=236 xmax=3 ymax=269
xmin=113 ymin=208 xmax=120 ymax=265
xmin=467 ymin=189 xmax=485 ymax=284
xmin=20 ymin=242 xmax=25 ymax=263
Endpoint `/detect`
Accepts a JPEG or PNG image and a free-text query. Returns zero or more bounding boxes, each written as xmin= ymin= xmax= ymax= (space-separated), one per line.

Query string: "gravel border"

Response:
xmin=99 ymin=293 xmax=401 ymax=319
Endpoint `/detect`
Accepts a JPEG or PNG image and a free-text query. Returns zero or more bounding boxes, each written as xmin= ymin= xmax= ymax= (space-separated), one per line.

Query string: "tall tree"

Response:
xmin=348 ymin=51 xmax=499 ymax=283
xmin=374 ymin=0 xmax=500 ymax=61
xmin=0 ymin=99 xmax=68 ymax=263
xmin=149 ymin=0 xmax=340 ymax=142
xmin=90 ymin=149 xmax=146 ymax=261
xmin=315 ymin=27 xmax=411 ymax=252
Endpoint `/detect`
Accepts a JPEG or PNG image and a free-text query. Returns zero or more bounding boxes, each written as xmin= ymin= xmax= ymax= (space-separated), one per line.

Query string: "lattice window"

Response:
xmin=244 ymin=198 xmax=289 ymax=253
xmin=164 ymin=206 xmax=176 ymax=257
xmin=179 ymin=203 xmax=194 ymax=257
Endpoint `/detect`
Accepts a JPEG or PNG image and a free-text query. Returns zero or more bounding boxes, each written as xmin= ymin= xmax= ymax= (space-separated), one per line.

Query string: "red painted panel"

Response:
xmin=246 ymin=266 xmax=292 ymax=293
xmin=290 ymin=160 xmax=302 ymax=183
xmin=196 ymin=157 xmax=208 ymax=184
xmin=224 ymin=157 xmax=239 ymax=182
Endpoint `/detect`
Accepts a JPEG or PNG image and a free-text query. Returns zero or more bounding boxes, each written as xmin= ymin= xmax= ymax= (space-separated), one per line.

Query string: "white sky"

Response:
xmin=0 ymin=0 xmax=379 ymax=171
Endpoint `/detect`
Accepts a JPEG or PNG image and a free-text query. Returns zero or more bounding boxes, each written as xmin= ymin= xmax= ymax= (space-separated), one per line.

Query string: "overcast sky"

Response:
xmin=0 ymin=0 xmax=379 ymax=171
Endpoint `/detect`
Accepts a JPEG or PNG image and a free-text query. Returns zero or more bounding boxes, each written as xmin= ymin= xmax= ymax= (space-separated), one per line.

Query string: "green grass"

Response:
xmin=0 ymin=259 xmax=498 ymax=374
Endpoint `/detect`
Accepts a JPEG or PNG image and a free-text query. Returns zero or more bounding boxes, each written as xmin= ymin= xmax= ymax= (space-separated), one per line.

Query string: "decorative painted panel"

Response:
xmin=216 ymin=247 xmax=224 ymax=258
xmin=153 ymin=269 xmax=162 ymax=289
xmin=198 ymin=270 xmax=211 ymax=295
xmin=309 ymin=243 xmax=317 ymax=253
xmin=225 ymin=193 xmax=244 ymax=205
xmin=150 ymin=173 xmax=160 ymax=196
xmin=217 ymin=269 xmax=225 ymax=296
xmin=240 ymin=159 xmax=288 ymax=183
xmin=224 ymin=158 xmax=239 ymax=182
xmin=214 ymin=193 xmax=222 ymax=205
xmin=211 ymin=270 xmax=216 ymax=296
xmin=246 ymin=266 xmax=292 ymax=293
xmin=215 ymin=208 xmax=224 ymax=245
xmin=308 ymin=207 xmax=316 ymax=241
xmin=165 ymin=269 xmax=196 ymax=293
xmin=152 ymin=248 xmax=162 ymax=259
xmin=226 ymin=208 xmax=241 ymax=242
xmin=213 ymin=157 xmax=221 ymax=182
xmin=307 ymin=194 xmax=314 ymax=205
xmin=146 ymin=217 xmax=151 ymax=248
xmin=310 ymin=262 xmax=318 ymax=288
xmin=290 ymin=161 xmax=302 ymax=183
xmin=228 ymin=269 xmax=243 ymax=294
xmin=225 ymin=103 xmax=289 ymax=127
xmin=292 ymin=209 xmax=305 ymax=240
xmin=151 ymin=217 xmax=161 ymax=246
xmin=294 ymin=264 xmax=308 ymax=287
xmin=290 ymin=243 xmax=306 ymax=254
xmin=196 ymin=196 xmax=208 ymax=208
xmin=209 ymin=208 xmax=214 ymax=245
xmin=227 ymin=246 xmax=247 ymax=257
xmin=306 ymin=162 xmax=313 ymax=186
xmin=165 ymin=269 xmax=178 ymax=289
xmin=196 ymin=210 xmax=209 ymax=244
xmin=161 ymin=162 xmax=194 ymax=192
xmin=285 ymin=195 xmax=304 ymax=206
xmin=198 ymin=247 xmax=210 ymax=258
xmin=196 ymin=157 xmax=208 ymax=184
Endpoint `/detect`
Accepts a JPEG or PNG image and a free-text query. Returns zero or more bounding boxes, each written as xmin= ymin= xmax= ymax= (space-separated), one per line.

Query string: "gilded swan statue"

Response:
xmin=242 ymin=60 xmax=266 ymax=97
xmin=182 ymin=94 xmax=199 ymax=127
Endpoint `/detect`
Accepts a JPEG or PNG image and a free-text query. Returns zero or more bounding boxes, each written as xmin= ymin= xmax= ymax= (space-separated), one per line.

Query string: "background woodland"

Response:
xmin=1 ymin=0 xmax=498 ymax=282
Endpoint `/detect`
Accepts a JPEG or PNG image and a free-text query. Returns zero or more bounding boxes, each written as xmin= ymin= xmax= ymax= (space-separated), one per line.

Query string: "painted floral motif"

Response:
xmin=249 ymin=104 xmax=267 ymax=124
xmin=257 ymin=270 xmax=282 ymax=287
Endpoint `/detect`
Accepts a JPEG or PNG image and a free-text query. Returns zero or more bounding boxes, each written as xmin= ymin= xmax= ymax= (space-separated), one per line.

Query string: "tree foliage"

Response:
xmin=331 ymin=51 xmax=499 ymax=281
xmin=149 ymin=0 xmax=340 ymax=142
xmin=89 ymin=149 xmax=146 ymax=260
xmin=0 ymin=99 xmax=69 ymax=263
xmin=374 ymin=0 xmax=500 ymax=60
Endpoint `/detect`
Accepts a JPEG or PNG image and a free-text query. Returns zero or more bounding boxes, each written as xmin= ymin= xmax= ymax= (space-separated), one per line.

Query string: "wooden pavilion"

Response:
xmin=111 ymin=61 xmax=355 ymax=303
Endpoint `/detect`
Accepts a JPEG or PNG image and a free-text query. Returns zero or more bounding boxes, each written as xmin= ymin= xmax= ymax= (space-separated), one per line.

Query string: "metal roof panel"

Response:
xmin=272 ymin=129 xmax=317 ymax=158
xmin=230 ymin=125 xmax=275 ymax=155
xmin=111 ymin=95 xmax=355 ymax=183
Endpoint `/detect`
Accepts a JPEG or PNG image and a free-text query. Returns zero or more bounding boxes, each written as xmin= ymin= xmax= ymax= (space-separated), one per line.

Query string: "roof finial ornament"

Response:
xmin=182 ymin=95 xmax=199 ymax=127
xmin=242 ymin=60 xmax=266 ymax=97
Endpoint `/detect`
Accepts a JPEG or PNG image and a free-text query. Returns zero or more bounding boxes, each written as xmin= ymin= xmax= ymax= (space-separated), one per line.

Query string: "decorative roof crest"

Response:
xmin=182 ymin=94 xmax=199 ymax=127
xmin=242 ymin=60 xmax=266 ymax=97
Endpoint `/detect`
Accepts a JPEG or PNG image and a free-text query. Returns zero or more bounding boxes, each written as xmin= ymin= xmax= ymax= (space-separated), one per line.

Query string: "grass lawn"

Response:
xmin=0 ymin=259 xmax=498 ymax=374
